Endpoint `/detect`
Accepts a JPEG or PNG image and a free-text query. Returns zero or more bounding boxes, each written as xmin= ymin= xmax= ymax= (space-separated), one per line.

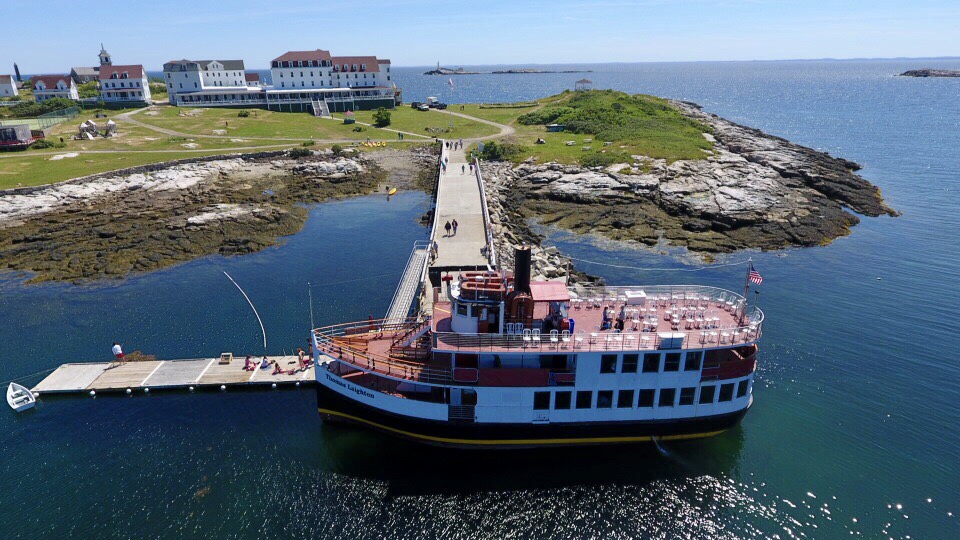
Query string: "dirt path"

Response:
xmin=429 ymin=109 xmax=516 ymax=141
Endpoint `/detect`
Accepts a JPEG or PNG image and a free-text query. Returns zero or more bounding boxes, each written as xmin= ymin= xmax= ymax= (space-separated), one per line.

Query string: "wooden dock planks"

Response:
xmin=31 ymin=356 xmax=315 ymax=395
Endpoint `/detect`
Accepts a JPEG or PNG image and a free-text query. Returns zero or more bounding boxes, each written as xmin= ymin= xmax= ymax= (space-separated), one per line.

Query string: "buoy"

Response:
xmin=189 ymin=386 xmax=195 ymax=392
xmin=272 ymin=383 xmax=277 ymax=389
xmin=126 ymin=388 xmax=132 ymax=394
xmin=220 ymin=385 xmax=226 ymax=391
xmin=295 ymin=381 xmax=300 ymax=387
xmin=89 ymin=390 xmax=96 ymax=397
xmin=144 ymin=387 xmax=150 ymax=393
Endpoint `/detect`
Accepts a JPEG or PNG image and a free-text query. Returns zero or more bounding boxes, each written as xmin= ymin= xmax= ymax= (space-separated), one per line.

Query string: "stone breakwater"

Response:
xmin=0 ymin=147 xmax=437 ymax=283
xmin=480 ymin=101 xmax=896 ymax=262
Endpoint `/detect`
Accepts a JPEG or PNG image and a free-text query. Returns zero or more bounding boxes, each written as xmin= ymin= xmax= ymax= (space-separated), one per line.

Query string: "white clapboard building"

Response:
xmin=98 ymin=64 xmax=151 ymax=102
xmin=32 ymin=75 xmax=79 ymax=102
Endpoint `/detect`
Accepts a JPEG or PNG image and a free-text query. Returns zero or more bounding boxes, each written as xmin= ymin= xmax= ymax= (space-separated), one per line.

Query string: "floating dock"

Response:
xmin=32 ymin=356 xmax=314 ymax=395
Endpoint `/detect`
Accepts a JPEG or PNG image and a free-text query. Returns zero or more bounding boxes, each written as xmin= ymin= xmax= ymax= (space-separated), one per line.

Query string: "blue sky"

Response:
xmin=3 ymin=0 xmax=959 ymax=73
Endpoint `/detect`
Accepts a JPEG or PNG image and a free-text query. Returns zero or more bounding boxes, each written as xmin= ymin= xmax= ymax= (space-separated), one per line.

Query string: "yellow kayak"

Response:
xmin=388 ymin=187 xmax=398 ymax=196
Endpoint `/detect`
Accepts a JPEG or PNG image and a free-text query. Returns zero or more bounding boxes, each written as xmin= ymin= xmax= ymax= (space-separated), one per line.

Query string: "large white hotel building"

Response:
xmin=163 ymin=49 xmax=398 ymax=112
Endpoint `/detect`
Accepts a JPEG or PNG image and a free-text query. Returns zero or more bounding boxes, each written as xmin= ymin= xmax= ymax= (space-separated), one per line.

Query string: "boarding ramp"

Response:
xmin=385 ymin=240 xmax=431 ymax=324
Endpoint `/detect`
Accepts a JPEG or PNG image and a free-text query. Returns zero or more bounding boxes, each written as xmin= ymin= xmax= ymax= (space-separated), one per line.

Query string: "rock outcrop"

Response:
xmin=480 ymin=101 xmax=896 ymax=258
xmin=900 ymin=69 xmax=960 ymax=78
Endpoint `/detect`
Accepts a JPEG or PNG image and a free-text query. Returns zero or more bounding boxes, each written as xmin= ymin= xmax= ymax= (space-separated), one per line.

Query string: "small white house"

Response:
xmin=99 ymin=65 xmax=151 ymax=102
xmin=0 ymin=75 xmax=18 ymax=97
xmin=32 ymin=75 xmax=79 ymax=102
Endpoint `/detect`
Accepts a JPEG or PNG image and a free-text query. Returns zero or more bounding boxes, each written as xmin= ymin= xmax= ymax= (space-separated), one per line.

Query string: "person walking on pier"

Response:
xmin=452 ymin=219 xmax=459 ymax=236
xmin=461 ymin=164 xmax=465 ymax=174
xmin=444 ymin=221 xmax=452 ymax=237
xmin=110 ymin=342 xmax=125 ymax=366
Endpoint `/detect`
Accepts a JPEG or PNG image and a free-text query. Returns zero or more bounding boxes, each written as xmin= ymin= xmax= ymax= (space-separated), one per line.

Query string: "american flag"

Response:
xmin=748 ymin=263 xmax=763 ymax=285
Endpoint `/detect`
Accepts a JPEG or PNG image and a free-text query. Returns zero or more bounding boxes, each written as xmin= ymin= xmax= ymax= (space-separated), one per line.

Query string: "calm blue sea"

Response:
xmin=4 ymin=59 xmax=960 ymax=538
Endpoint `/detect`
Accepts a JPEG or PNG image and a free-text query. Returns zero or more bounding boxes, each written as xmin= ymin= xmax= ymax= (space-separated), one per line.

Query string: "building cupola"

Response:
xmin=99 ymin=44 xmax=112 ymax=66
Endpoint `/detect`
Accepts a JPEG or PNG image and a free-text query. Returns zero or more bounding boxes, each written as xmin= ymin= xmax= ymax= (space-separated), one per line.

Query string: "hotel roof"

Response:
xmin=331 ymin=56 xmax=381 ymax=72
xmin=32 ymin=75 xmax=73 ymax=89
xmin=244 ymin=73 xmax=260 ymax=82
xmin=163 ymin=60 xmax=246 ymax=71
xmin=99 ymin=64 xmax=145 ymax=80
xmin=272 ymin=50 xmax=332 ymax=63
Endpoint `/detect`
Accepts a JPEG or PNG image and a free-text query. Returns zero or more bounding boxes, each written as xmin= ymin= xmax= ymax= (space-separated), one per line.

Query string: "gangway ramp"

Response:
xmin=385 ymin=240 xmax=431 ymax=324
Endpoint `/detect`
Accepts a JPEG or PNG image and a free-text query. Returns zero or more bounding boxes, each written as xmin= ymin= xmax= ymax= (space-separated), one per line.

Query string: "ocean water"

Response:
xmin=3 ymin=59 xmax=960 ymax=538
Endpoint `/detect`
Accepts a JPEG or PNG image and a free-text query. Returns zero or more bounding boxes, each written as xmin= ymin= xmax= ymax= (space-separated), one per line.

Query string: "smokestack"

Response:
xmin=14 ymin=63 xmax=21 ymax=82
xmin=513 ymin=245 xmax=532 ymax=294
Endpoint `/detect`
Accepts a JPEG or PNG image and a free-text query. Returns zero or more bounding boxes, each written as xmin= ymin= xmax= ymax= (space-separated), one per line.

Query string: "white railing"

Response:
xmin=473 ymin=157 xmax=497 ymax=269
xmin=429 ymin=141 xmax=449 ymax=244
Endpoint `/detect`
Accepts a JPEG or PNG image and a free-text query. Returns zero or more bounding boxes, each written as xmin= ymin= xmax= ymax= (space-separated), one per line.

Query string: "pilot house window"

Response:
xmin=533 ymin=392 xmax=550 ymax=410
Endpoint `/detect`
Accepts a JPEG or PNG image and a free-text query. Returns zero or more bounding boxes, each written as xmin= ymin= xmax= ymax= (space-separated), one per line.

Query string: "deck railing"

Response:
xmin=472 ymin=157 xmax=497 ymax=269
xmin=313 ymin=317 xmax=451 ymax=384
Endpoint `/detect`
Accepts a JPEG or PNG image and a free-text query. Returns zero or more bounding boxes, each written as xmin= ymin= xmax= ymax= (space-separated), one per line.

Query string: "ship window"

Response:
xmin=600 ymin=354 xmax=617 ymax=373
xmin=554 ymin=391 xmax=572 ymax=409
xmin=699 ymin=385 xmax=716 ymax=404
xmin=622 ymin=353 xmax=639 ymax=373
xmin=737 ymin=380 xmax=749 ymax=398
xmin=576 ymin=390 xmax=592 ymax=409
xmin=679 ymin=387 xmax=696 ymax=406
xmin=617 ymin=389 xmax=634 ymax=408
xmin=533 ymin=391 xmax=550 ymax=410
xmin=658 ymin=388 xmax=676 ymax=407
xmin=638 ymin=389 xmax=655 ymax=407
xmin=719 ymin=383 xmax=735 ymax=402
xmin=456 ymin=302 xmax=468 ymax=316
xmin=684 ymin=351 xmax=703 ymax=371
xmin=642 ymin=353 xmax=660 ymax=373
xmin=597 ymin=390 xmax=613 ymax=408
xmin=664 ymin=353 xmax=681 ymax=371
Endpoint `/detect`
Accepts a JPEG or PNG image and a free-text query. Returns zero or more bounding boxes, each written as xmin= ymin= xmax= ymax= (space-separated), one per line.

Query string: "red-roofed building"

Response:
xmin=245 ymin=73 xmax=261 ymax=87
xmin=32 ymin=75 xmax=78 ymax=102
xmin=267 ymin=49 xmax=395 ymax=113
xmin=99 ymin=64 xmax=150 ymax=102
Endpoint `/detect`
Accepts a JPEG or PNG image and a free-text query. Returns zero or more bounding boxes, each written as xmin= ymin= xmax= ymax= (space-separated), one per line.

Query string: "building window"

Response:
xmin=699 ymin=385 xmax=716 ymax=404
xmin=555 ymin=391 xmax=571 ymax=410
xmin=679 ymin=387 xmax=696 ymax=406
xmin=658 ymin=388 xmax=676 ymax=407
xmin=575 ymin=391 xmax=592 ymax=409
xmin=617 ymin=390 xmax=634 ymax=408
xmin=600 ymin=354 xmax=617 ymax=374
xmin=737 ymin=380 xmax=749 ymax=398
xmin=622 ymin=354 xmax=639 ymax=373
xmin=719 ymin=383 xmax=735 ymax=402
xmin=664 ymin=353 xmax=681 ymax=372
xmin=534 ymin=392 xmax=550 ymax=410
xmin=684 ymin=352 xmax=703 ymax=371
xmin=642 ymin=353 xmax=660 ymax=373
xmin=597 ymin=390 xmax=613 ymax=408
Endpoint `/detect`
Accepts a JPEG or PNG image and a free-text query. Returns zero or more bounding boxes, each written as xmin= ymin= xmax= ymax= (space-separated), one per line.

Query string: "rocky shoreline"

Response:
xmin=899 ymin=69 xmax=960 ymax=78
xmin=479 ymin=100 xmax=896 ymax=267
xmin=0 ymin=146 xmax=437 ymax=283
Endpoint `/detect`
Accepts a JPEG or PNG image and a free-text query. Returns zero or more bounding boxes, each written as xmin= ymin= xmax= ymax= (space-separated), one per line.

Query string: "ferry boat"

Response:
xmin=311 ymin=247 xmax=763 ymax=449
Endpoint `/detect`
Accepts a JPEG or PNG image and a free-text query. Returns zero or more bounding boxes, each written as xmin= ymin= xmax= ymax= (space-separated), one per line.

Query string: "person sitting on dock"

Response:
xmin=243 ymin=355 xmax=257 ymax=371
xmin=272 ymin=359 xmax=293 ymax=375
xmin=260 ymin=356 xmax=270 ymax=370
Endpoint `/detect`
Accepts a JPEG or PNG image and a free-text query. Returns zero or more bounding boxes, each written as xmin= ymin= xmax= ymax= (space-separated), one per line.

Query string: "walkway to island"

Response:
xmin=430 ymin=144 xmax=491 ymax=271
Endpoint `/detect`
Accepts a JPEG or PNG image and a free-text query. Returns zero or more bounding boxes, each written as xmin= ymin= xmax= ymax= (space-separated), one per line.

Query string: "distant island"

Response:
xmin=900 ymin=69 xmax=960 ymax=78
xmin=423 ymin=66 xmax=592 ymax=76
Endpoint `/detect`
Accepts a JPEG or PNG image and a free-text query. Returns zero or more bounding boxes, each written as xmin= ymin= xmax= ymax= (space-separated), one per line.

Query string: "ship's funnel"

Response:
xmin=514 ymin=245 xmax=532 ymax=294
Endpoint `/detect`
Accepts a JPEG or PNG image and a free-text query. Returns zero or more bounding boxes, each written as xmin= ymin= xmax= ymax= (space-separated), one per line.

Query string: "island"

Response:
xmin=899 ymin=69 xmax=960 ymax=77
xmin=491 ymin=69 xmax=592 ymax=74
xmin=423 ymin=67 xmax=481 ymax=75
xmin=423 ymin=67 xmax=591 ymax=75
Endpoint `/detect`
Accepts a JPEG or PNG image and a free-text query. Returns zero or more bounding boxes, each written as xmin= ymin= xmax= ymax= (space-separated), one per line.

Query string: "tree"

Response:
xmin=372 ymin=107 xmax=391 ymax=127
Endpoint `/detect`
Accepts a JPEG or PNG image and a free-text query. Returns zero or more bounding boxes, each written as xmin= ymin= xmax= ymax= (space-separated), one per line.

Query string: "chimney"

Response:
xmin=513 ymin=245 xmax=532 ymax=294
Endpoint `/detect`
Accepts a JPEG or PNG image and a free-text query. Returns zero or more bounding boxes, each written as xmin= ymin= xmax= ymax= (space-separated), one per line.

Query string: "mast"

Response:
xmin=740 ymin=258 xmax=752 ymax=325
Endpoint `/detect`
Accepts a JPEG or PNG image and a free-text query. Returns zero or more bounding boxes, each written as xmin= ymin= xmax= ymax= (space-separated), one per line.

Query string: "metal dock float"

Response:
xmin=32 ymin=355 xmax=314 ymax=395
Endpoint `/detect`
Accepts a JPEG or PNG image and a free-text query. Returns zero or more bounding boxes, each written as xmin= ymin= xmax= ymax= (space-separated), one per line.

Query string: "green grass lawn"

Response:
xmin=332 ymin=107 xmax=500 ymax=139
xmin=133 ymin=105 xmax=377 ymax=140
xmin=0 ymin=149 xmax=288 ymax=189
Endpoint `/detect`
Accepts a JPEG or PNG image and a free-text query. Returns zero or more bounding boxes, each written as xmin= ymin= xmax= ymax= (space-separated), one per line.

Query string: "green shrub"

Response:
xmin=30 ymin=139 xmax=67 ymax=150
xmin=301 ymin=140 xmax=315 ymax=147
xmin=331 ymin=144 xmax=344 ymax=156
xmin=237 ymin=110 xmax=250 ymax=118
xmin=289 ymin=147 xmax=312 ymax=159
xmin=578 ymin=151 xmax=631 ymax=168
xmin=11 ymin=97 xmax=77 ymax=118
xmin=479 ymin=141 xmax=525 ymax=161
xmin=372 ymin=107 xmax=391 ymax=127
xmin=77 ymin=81 xmax=99 ymax=99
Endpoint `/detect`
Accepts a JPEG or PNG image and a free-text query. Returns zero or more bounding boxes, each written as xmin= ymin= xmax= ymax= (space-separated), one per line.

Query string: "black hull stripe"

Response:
xmin=316 ymin=383 xmax=749 ymax=448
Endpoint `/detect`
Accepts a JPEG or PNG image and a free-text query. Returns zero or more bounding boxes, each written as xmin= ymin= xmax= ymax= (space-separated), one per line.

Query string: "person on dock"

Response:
xmin=461 ymin=164 xmax=465 ymax=174
xmin=272 ymin=359 xmax=293 ymax=375
xmin=260 ymin=356 xmax=270 ymax=370
xmin=110 ymin=342 xmax=125 ymax=366
xmin=444 ymin=221 xmax=452 ymax=237
xmin=243 ymin=355 xmax=256 ymax=371
xmin=452 ymin=219 xmax=459 ymax=236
